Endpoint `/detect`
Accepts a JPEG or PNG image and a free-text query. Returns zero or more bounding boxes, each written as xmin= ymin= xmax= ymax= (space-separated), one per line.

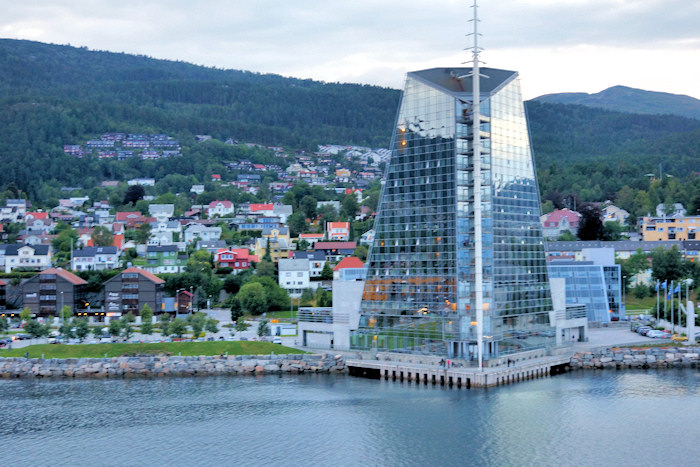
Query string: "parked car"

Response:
xmin=273 ymin=336 xmax=282 ymax=345
xmin=646 ymin=330 xmax=670 ymax=339
xmin=671 ymin=335 xmax=688 ymax=342
xmin=636 ymin=327 xmax=652 ymax=335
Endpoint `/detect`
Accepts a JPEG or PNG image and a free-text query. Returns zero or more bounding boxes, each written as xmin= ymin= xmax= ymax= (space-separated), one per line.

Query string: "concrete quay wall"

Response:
xmin=571 ymin=347 xmax=700 ymax=370
xmin=0 ymin=354 xmax=346 ymax=378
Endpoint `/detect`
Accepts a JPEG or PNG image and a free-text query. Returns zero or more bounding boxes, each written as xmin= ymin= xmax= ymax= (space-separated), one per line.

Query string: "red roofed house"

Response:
xmin=211 ymin=174 xmax=222 ymax=182
xmin=21 ymin=268 xmax=89 ymax=319
xmin=298 ymin=233 xmax=324 ymax=247
xmin=333 ymin=256 xmax=366 ymax=281
xmin=540 ymin=209 xmax=581 ymax=240
xmin=104 ymin=267 xmax=165 ymax=320
xmin=115 ymin=212 xmax=141 ymax=222
xmin=214 ymin=248 xmax=258 ymax=273
xmin=250 ymin=203 xmax=274 ymax=216
xmin=207 ymin=200 xmax=234 ymax=218
xmin=327 ymin=222 xmax=350 ymax=241
xmin=24 ymin=211 xmax=53 ymax=233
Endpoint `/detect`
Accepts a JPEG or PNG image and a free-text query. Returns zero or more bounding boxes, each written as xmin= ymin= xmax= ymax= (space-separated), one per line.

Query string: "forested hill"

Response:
xmin=0 ymin=39 xmax=400 ymax=148
xmin=534 ymin=85 xmax=700 ymax=121
xmin=2 ymin=39 xmax=700 ymax=210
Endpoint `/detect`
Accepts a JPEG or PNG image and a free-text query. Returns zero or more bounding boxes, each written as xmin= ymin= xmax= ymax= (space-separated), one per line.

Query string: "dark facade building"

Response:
xmin=103 ymin=267 xmax=164 ymax=318
xmin=22 ymin=268 xmax=88 ymax=318
xmin=353 ymin=67 xmax=555 ymax=360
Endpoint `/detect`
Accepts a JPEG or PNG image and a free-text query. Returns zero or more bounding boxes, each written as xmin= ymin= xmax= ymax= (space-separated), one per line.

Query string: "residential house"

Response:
xmin=656 ymin=203 xmax=686 ymax=218
xmin=254 ymin=237 xmax=291 ymax=263
xmin=148 ymin=204 xmax=175 ymax=222
xmin=292 ymin=251 xmax=326 ymax=278
xmin=359 ymin=229 xmax=375 ymax=246
xmin=197 ymin=240 xmax=228 ymax=254
xmin=313 ymin=242 xmax=357 ymax=262
xmin=184 ymin=224 xmax=222 ymax=244
xmin=190 ymin=185 xmax=205 ymax=195
xmin=148 ymin=221 xmax=182 ymax=246
xmin=327 ymin=222 xmax=350 ymax=241
xmin=24 ymin=212 xmax=53 ymax=233
xmin=641 ymin=215 xmax=700 ymax=241
xmin=22 ymin=268 xmax=88 ymax=319
xmin=5 ymin=244 xmax=52 ymax=273
xmin=602 ymin=204 xmax=630 ymax=225
xmin=540 ymin=209 xmax=581 ymax=239
xmin=298 ymin=233 xmax=324 ymax=247
xmin=278 ymin=258 xmax=310 ymax=297
xmin=104 ymin=267 xmax=165 ymax=319
xmin=139 ymin=245 xmax=187 ymax=274
xmin=207 ymin=200 xmax=234 ymax=218
xmin=71 ymin=247 xmax=119 ymax=271
xmin=333 ymin=256 xmax=366 ymax=281
xmin=127 ymin=178 xmax=155 ymax=186
xmin=262 ymin=226 xmax=290 ymax=242
xmin=215 ymin=248 xmax=258 ymax=273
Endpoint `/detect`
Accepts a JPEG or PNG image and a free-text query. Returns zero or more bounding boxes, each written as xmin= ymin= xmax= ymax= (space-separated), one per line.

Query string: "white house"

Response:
xmin=5 ymin=244 xmax=52 ymax=273
xmin=148 ymin=204 xmax=175 ymax=222
xmin=71 ymin=246 xmax=120 ymax=271
xmin=190 ymin=185 xmax=205 ymax=195
xmin=207 ymin=200 xmax=234 ymax=218
xmin=293 ymin=251 xmax=327 ymax=278
xmin=148 ymin=221 xmax=182 ymax=246
xmin=184 ymin=224 xmax=222 ymax=243
xmin=278 ymin=258 xmax=310 ymax=297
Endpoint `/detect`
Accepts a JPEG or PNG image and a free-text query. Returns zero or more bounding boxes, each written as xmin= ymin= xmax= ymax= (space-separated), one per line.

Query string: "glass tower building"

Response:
xmin=351 ymin=67 xmax=555 ymax=360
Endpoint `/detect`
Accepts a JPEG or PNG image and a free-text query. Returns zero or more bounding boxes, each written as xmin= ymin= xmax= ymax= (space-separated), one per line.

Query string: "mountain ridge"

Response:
xmin=534 ymin=85 xmax=700 ymax=120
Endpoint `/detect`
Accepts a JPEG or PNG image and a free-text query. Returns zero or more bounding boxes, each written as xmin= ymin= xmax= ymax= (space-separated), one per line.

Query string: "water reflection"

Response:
xmin=0 ymin=371 xmax=698 ymax=466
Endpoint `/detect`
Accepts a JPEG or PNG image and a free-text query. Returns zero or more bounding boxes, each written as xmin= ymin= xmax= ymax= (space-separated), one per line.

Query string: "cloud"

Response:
xmin=0 ymin=1 xmax=699 ymax=98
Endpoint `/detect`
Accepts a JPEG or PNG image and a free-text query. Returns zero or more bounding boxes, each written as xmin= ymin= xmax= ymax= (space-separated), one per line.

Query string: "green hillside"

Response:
xmin=2 ymin=39 xmax=700 ymax=214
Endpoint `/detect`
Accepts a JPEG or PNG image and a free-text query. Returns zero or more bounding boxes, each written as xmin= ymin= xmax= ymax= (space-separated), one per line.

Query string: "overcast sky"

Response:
xmin=2 ymin=0 xmax=700 ymax=100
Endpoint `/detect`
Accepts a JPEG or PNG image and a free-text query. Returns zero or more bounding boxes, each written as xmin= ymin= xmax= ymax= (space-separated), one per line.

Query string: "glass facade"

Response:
xmin=351 ymin=68 xmax=555 ymax=360
xmin=547 ymin=261 xmax=622 ymax=322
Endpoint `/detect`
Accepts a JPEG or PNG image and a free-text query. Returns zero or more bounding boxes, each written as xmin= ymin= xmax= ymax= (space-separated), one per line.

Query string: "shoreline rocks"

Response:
xmin=0 ymin=353 xmax=346 ymax=379
xmin=570 ymin=347 xmax=700 ymax=370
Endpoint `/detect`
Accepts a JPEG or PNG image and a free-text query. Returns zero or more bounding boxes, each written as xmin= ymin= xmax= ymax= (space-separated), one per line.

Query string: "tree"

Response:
xmin=602 ymin=221 xmax=623 ymax=241
xmin=341 ymin=193 xmax=359 ymax=220
xmin=24 ymin=320 xmax=50 ymax=339
xmin=140 ymin=304 xmax=154 ymax=336
xmin=577 ymin=204 xmax=604 ymax=241
xmin=123 ymin=185 xmax=145 ymax=205
xmin=320 ymin=262 xmax=334 ymax=280
xmin=300 ymin=195 xmax=317 ymax=219
xmin=59 ymin=319 xmax=75 ymax=339
xmin=205 ymin=318 xmax=219 ymax=334
xmin=237 ymin=282 xmax=268 ymax=315
xmin=91 ymin=225 xmax=114 ymax=247
xmin=186 ymin=250 xmax=214 ymax=275
xmin=256 ymin=259 xmax=276 ymax=278
xmin=60 ymin=305 xmax=73 ymax=321
xmin=169 ymin=318 xmax=187 ymax=338
xmin=557 ymin=231 xmax=577 ymax=241
xmin=19 ymin=307 xmax=32 ymax=323
xmin=188 ymin=312 xmax=207 ymax=338
xmin=353 ymin=244 xmax=368 ymax=261
xmin=235 ymin=319 xmax=250 ymax=334
xmin=257 ymin=319 xmax=270 ymax=338
xmin=74 ymin=318 xmax=89 ymax=342
xmin=134 ymin=223 xmax=151 ymax=244
xmin=160 ymin=313 xmax=172 ymax=337
xmin=108 ymin=319 xmax=123 ymax=338
xmin=651 ymin=246 xmax=683 ymax=283
xmin=0 ymin=316 xmax=8 ymax=334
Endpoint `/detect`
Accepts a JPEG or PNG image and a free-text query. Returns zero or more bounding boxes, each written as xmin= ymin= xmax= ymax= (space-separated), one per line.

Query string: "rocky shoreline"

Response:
xmin=570 ymin=347 xmax=700 ymax=370
xmin=0 ymin=353 xmax=346 ymax=378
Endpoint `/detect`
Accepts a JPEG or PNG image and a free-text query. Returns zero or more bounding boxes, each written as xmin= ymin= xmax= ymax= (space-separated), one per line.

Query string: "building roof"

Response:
xmin=314 ymin=241 xmax=357 ymax=250
xmin=40 ymin=268 xmax=88 ymax=285
xmin=333 ymin=256 xmax=364 ymax=270
xmin=5 ymin=244 xmax=50 ymax=255
xmin=73 ymin=246 xmax=118 ymax=257
xmin=278 ymin=258 xmax=310 ymax=272
xmin=542 ymin=209 xmax=581 ymax=225
xmin=299 ymin=233 xmax=324 ymax=239
xmin=115 ymin=211 xmax=141 ymax=222
xmin=208 ymin=200 xmax=233 ymax=209
xmin=250 ymin=203 xmax=274 ymax=212
xmin=25 ymin=211 xmax=49 ymax=220
xmin=327 ymin=222 xmax=349 ymax=230
xmin=121 ymin=266 xmax=165 ymax=284
xmin=409 ymin=67 xmax=519 ymax=97
xmin=292 ymin=251 xmax=326 ymax=261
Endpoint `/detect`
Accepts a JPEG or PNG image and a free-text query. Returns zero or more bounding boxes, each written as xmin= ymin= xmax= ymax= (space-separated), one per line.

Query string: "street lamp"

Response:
xmin=622 ymin=276 xmax=626 ymax=318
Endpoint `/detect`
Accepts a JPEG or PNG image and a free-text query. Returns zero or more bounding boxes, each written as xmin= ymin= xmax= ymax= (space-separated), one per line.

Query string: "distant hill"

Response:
xmin=534 ymin=85 xmax=700 ymax=121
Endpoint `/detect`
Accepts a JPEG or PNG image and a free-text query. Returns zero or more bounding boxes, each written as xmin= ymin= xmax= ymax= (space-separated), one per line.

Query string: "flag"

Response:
xmin=661 ymin=281 xmax=667 ymax=290
xmin=655 ymin=280 xmax=660 ymax=292
xmin=674 ymin=284 xmax=681 ymax=294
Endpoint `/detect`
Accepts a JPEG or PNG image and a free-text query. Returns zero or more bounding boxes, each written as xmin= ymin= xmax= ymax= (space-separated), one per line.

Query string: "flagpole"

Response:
xmin=664 ymin=281 xmax=667 ymax=325
xmin=656 ymin=280 xmax=659 ymax=322
xmin=671 ymin=280 xmax=674 ymax=334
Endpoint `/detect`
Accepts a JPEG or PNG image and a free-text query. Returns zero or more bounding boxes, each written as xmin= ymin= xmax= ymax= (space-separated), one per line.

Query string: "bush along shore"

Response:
xmin=571 ymin=347 xmax=700 ymax=370
xmin=0 ymin=354 xmax=346 ymax=378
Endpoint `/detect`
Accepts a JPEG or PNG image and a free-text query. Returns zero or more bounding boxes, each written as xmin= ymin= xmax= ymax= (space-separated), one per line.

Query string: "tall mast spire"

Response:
xmin=468 ymin=0 xmax=485 ymax=370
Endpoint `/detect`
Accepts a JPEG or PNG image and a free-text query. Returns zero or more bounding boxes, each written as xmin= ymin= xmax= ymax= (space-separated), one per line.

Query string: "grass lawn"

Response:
xmin=625 ymin=295 xmax=657 ymax=314
xmin=252 ymin=310 xmax=298 ymax=321
xmin=0 ymin=341 xmax=306 ymax=359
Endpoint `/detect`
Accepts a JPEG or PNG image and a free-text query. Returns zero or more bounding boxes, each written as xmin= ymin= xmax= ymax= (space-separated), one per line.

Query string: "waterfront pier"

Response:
xmin=346 ymin=352 xmax=572 ymax=388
